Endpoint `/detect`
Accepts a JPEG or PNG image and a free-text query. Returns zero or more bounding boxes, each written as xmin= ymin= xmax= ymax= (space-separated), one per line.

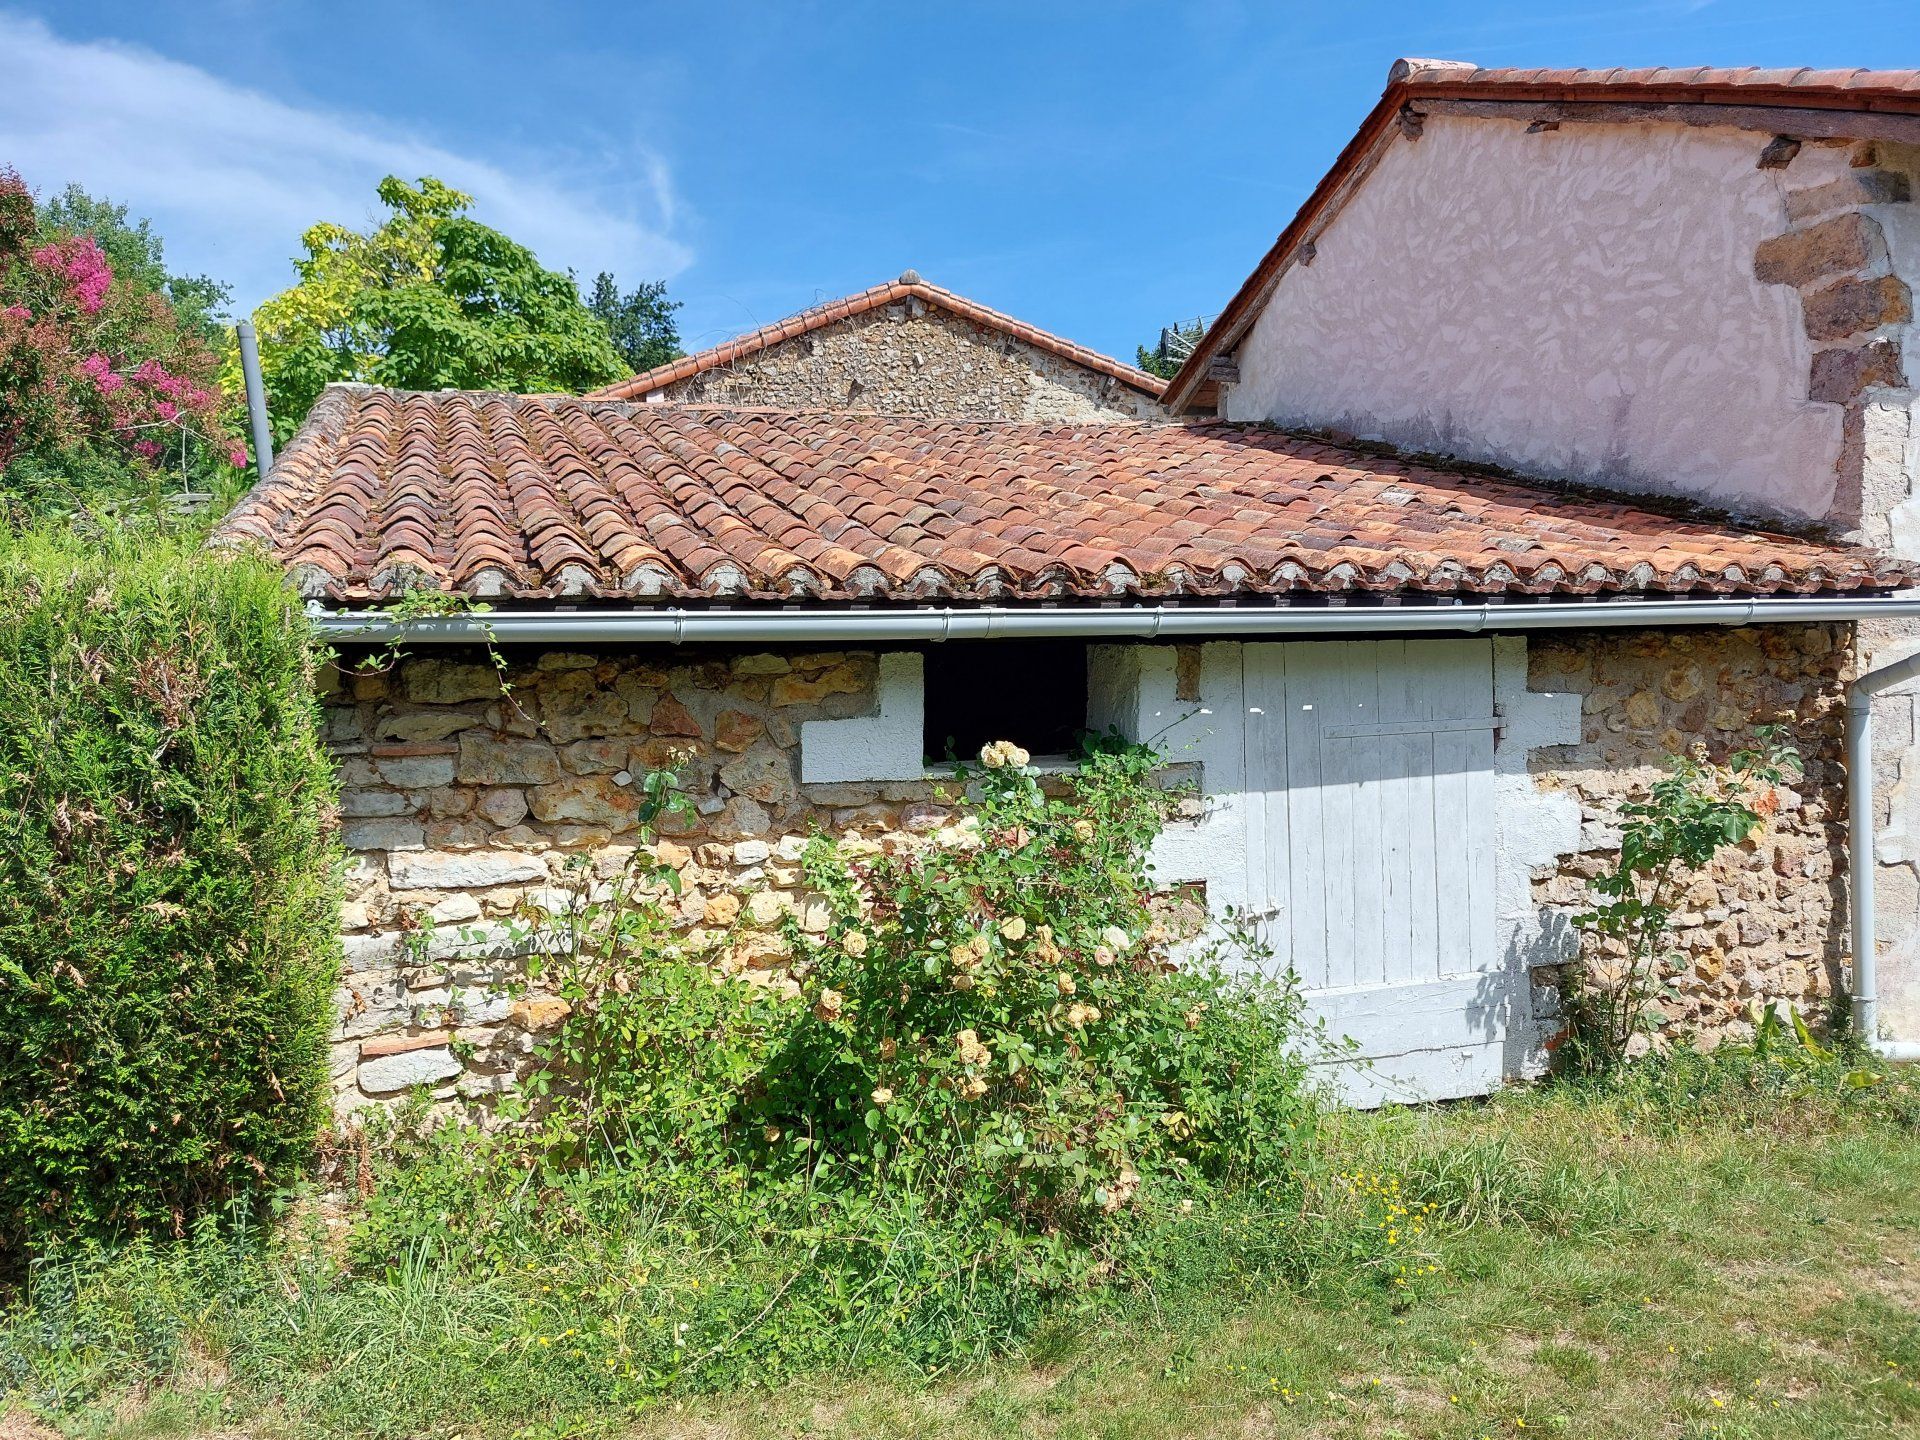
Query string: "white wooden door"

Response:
xmin=1242 ymin=639 xmax=1510 ymax=1104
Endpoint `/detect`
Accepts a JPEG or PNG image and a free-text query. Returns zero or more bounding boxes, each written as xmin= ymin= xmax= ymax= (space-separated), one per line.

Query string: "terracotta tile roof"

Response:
xmin=592 ymin=272 xmax=1167 ymax=403
xmin=1165 ymin=56 xmax=1920 ymax=413
xmin=215 ymin=384 xmax=1912 ymax=605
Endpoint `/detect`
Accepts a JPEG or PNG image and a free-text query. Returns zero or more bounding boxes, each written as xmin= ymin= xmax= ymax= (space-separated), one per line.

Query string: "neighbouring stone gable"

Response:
xmin=649 ymin=300 xmax=1164 ymax=420
xmin=1524 ymin=624 xmax=1851 ymax=1051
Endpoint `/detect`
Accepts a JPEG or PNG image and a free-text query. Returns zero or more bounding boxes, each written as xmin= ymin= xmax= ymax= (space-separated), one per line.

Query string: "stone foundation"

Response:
xmin=1524 ymin=624 xmax=1852 ymax=1049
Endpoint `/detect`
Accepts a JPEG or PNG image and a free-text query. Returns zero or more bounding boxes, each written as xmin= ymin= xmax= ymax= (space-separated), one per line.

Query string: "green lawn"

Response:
xmin=628 ymin=1079 xmax=1920 ymax=1440
xmin=8 ymin=1060 xmax=1919 ymax=1440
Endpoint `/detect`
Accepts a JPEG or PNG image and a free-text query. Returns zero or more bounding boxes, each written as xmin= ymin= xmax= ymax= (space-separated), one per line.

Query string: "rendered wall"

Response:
xmin=1224 ymin=115 xmax=1858 ymax=522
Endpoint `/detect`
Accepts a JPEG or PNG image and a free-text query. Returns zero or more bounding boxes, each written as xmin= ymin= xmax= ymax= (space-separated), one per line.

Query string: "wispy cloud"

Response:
xmin=0 ymin=12 xmax=691 ymax=315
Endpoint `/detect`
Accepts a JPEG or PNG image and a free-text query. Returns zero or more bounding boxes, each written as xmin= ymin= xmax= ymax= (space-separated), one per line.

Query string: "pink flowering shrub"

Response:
xmin=0 ymin=167 xmax=244 ymax=493
xmin=31 ymin=235 xmax=113 ymax=313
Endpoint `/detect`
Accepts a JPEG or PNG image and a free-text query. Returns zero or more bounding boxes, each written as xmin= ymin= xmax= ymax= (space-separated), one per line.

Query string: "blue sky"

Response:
xmin=2 ymin=1 xmax=1915 ymax=366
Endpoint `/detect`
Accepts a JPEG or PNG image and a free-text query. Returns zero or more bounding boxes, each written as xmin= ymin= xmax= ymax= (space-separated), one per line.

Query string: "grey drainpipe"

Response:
xmin=1848 ymin=650 xmax=1920 ymax=1060
xmin=236 ymin=320 xmax=274 ymax=477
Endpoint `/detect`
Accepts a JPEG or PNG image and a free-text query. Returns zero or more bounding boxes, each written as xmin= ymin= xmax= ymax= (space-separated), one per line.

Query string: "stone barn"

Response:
xmin=217 ymin=382 xmax=1912 ymax=1110
xmin=592 ymin=271 xmax=1168 ymax=420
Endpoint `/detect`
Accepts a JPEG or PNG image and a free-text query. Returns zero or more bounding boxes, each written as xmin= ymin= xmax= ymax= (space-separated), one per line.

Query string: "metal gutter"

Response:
xmin=311 ymin=595 xmax=1920 ymax=646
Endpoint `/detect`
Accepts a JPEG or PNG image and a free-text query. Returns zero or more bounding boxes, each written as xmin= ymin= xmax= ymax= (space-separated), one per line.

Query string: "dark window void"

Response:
xmin=922 ymin=639 xmax=1089 ymax=764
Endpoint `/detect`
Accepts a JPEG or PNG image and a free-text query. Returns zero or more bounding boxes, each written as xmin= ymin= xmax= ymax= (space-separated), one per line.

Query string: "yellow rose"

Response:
xmin=871 ymin=1086 xmax=894 ymax=1106
xmin=813 ymin=987 xmax=845 ymax=1022
xmin=1056 ymin=972 xmax=1076 ymax=996
xmin=955 ymin=1028 xmax=991 ymax=1066
xmin=1093 ymin=946 xmax=1117 ymax=968
xmin=1072 ymin=818 xmax=1095 ymax=842
xmin=959 ymin=1075 xmax=989 ymax=1100
xmin=1100 ymin=925 xmax=1131 ymax=952
xmin=841 ymin=930 xmax=869 ymax=958
xmin=999 ymin=916 xmax=1027 ymax=942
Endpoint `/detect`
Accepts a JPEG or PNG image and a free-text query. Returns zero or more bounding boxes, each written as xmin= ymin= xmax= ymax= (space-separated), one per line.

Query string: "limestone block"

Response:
xmin=343 ymin=819 xmax=426 ymax=852
xmin=390 ymin=850 xmax=547 ymax=890
xmin=718 ymin=748 xmax=798 ymax=805
xmin=342 ymin=788 xmax=415 ymax=818
xmin=375 ymin=753 xmax=458 ymax=789
xmin=359 ymin=1045 xmax=463 ymax=1094
xmin=458 ymin=733 xmax=561 ymax=786
xmin=404 ymin=661 xmax=503 ymax=705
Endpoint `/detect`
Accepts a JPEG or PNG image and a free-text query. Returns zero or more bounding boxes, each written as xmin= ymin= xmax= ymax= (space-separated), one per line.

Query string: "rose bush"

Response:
xmin=755 ymin=744 xmax=1314 ymax=1243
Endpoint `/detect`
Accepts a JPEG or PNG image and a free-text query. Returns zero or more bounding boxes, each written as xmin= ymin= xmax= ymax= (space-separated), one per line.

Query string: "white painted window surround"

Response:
xmin=799 ymin=652 xmax=928 ymax=783
xmin=799 ymin=648 xmax=1134 ymax=783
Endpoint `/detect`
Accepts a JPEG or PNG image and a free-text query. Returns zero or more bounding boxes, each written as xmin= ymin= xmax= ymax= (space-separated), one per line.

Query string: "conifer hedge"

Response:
xmin=0 ymin=526 xmax=340 ymax=1261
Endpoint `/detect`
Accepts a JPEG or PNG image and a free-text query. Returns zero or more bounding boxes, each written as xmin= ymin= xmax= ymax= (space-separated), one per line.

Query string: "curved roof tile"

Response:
xmin=213 ymin=384 xmax=1915 ymax=604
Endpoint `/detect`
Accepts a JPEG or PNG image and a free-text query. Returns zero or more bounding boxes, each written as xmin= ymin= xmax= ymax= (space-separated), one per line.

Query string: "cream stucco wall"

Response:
xmin=1224 ymin=115 xmax=1856 ymax=522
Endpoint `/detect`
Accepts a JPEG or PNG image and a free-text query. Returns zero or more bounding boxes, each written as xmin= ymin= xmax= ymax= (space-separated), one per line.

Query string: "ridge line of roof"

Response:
xmin=591 ymin=275 xmax=1168 ymax=402
xmin=1164 ymin=55 xmax=1920 ymax=412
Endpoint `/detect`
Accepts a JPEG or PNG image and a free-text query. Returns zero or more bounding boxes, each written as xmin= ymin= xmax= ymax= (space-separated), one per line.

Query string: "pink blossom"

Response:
xmin=132 ymin=439 xmax=162 ymax=460
xmin=1 ymin=304 xmax=28 ymax=320
xmin=95 ymin=370 xmax=124 ymax=395
xmin=228 ymin=444 xmax=249 ymax=468
xmin=155 ymin=399 xmax=179 ymax=422
xmin=32 ymin=236 xmax=112 ymax=313
xmin=79 ymin=352 xmax=111 ymax=378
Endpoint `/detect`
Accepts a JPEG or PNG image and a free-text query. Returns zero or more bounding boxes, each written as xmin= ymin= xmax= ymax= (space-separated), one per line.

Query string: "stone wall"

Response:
xmin=1524 ymin=624 xmax=1852 ymax=1049
xmin=650 ymin=300 xmax=1164 ymax=420
xmin=326 ymin=647 xmax=969 ymax=1112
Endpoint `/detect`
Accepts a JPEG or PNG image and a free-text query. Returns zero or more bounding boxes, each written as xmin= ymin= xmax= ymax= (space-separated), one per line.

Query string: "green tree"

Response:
xmin=245 ymin=176 xmax=628 ymax=441
xmin=36 ymin=184 xmax=232 ymax=348
xmin=585 ymin=271 xmax=682 ymax=375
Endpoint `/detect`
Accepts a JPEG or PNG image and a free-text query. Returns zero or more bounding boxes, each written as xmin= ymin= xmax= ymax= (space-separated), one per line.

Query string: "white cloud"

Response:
xmin=0 ymin=12 xmax=691 ymax=315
